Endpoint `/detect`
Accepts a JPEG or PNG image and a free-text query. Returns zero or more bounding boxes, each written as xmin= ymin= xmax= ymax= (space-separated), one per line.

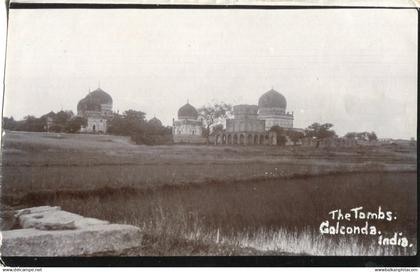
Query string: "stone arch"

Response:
xmin=247 ymin=134 xmax=253 ymax=145
xmin=228 ymin=134 xmax=232 ymax=144
xmin=233 ymin=134 xmax=238 ymax=144
xmin=254 ymin=134 xmax=258 ymax=144
xmin=222 ymin=134 xmax=226 ymax=144
xmin=259 ymin=135 xmax=264 ymax=145
xmin=215 ymin=135 xmax=220 ymax=145
xmin=239 ymin=134 xmax=245 ymax=145
xmin=265 ymin=135 xmax=269 ymax=145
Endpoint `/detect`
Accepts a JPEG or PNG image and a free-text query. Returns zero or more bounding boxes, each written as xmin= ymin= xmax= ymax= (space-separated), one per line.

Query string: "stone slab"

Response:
xmin=1 ymin=224 xmax=143 ymax=256
xmin=19 ymin=210 xmax=109 ymax=230
xmin=16 ymin=206 xmax=61 ymax=217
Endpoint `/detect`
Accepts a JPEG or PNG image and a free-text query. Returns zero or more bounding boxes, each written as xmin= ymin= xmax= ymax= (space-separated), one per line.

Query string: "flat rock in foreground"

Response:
xmin=1 ymin=206 xmax=143 ymax=256
xmin=1 ymin=224 xmax=142 ymax=256
xmin=19 ymin=209 xmax=109 ymax=230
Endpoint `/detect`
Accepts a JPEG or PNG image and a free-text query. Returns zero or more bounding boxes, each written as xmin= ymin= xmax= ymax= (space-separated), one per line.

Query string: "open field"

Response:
xmin=1 ymin=131 xmax=417 ymax=255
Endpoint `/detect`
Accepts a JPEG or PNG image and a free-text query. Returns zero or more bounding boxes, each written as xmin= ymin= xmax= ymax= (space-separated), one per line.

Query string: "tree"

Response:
xmin=3 ymin=117 xmax=17 ymax=131
xmin=107 ymin=110 xmax=172 ymax=145
xmin=286 ymin=130 xmax=305 ymax=145
xmin=210 ymin=124 xmax=224 ymax=135
xmin=124 ymin=110 xmax=147 ymax=134
xmin=3 ymin=111 xmax=82 ymax=134
xmin=108 ymin=110 xmax=147 ymax=136
xmin=64 ymin=116 xmax=87 ymax=133
xmin=141 ymin=117 xmax=172 ymax=145
xmin=46 ymin=111 xmax=74 ymax=132
xmin=107 ymin=113 xmax=125 ymax=135
xmin=367 ymin=131 xmax=378 ymax=141
xmin=305 ymin=123 xmax=336 ymax=148
xmin=345 ymin=131 xmax=378 ymax=142
xmin=344 ymin=132 xmax=357 ymax=140
xmin=16 ymin=115 xmax=45 ymax=132
xmin=198 ymin=102 xmax=232 ymax=143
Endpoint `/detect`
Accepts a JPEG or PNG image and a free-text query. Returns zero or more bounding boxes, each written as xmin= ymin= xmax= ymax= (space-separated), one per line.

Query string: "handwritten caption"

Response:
xmin=319 ymin=206 xmax=413 ymax=248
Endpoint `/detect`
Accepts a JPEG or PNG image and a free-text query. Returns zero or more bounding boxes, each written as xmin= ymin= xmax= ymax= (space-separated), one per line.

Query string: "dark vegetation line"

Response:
xmin=3 ymin=105 xmax=381 ymax=147
xmin=4 ymin=169 xmax=416 ymax=207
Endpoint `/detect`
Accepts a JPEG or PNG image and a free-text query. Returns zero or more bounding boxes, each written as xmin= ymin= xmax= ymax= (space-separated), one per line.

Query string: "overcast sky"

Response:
xmin=4 ymin=8 xmax=417 ymax=139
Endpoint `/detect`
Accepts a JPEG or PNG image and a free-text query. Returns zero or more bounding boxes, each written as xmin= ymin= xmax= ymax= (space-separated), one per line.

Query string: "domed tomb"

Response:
xmin=177 ymin=103 xmax=199 ymax=120
xmin=77 ymin=88 xmax=113 ymax=133
xmin=172 ymin=101 xmax=206 ymax=144
xmin=258 ymin=89 xmax=287 ymax=110
xmin=77 ymin=88 xmax=113 ymax=115
xmin=258 ymin=88 xmax=293 ymax=130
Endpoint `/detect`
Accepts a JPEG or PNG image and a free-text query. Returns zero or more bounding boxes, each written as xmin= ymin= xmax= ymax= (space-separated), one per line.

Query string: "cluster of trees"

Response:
xmin=270 ymin=123 xmax=337 ymax=147
xmin=344 ymin=131 xmax=378 ymax=141
xmin=305 ymin=123 xmax=336 ymax=141
xmin=198 ymin=102 xmax=232 ymax=143
xmin=107 ymin=110 xmax=172 ymax=145
xmin=2 ymin=109 xmax=172 ymax=145
xmin=270 ymin=123 xmax=379 ymax=148
xmin=270 ymin=126 xmax=307 ymax=146
xmin=3 ymin=102 xmax=379 ymax=147
xmin=3 ymin=111 xmax=87 ymax=133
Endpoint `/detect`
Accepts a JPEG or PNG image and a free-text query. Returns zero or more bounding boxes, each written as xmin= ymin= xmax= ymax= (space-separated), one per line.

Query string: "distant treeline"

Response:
xmin=3 ymin=111 xmax=85 ymax=133
xmin=344 ymin=131 xmax=378 ymax=141
xmin=3 ymin=110 xmax=172 ymax=145
xmin=2 ymin=110 xmax=378 ymax=147
xmin=268 ymin=122 xmax=338 ymax=146
xmin=269 ymin=123 xmax=378 ymax=147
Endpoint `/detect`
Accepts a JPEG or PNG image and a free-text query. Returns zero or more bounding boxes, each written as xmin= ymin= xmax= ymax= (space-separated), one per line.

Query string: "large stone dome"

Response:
xmin=178 ymin=102 xmax=198 ymax=120
xmin=258 ymin=89 xmax=287 ymax=109
xmin=77 ymin=88 xmax=113 ymax=112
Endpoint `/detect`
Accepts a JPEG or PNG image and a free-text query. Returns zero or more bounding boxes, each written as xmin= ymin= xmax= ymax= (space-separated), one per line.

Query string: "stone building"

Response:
xmin=214 ymin=104 xmax=277 ymax=145
xmin=213 ymin=88 xmax=295 ymax=145
xmin=172 ymin=102 xmax=206 ymax=144
xmin=77 ymin=88 xmax=113 ymax=133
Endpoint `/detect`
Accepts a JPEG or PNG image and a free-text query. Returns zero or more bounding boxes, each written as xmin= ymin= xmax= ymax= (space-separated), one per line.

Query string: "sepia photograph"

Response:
xmin=0 ymin=0 xmax=417 ymax=265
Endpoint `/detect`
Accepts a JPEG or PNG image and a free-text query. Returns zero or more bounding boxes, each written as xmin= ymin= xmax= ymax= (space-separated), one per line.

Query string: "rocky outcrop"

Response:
xmin=1 ymin=206 xmax=143 ymax=256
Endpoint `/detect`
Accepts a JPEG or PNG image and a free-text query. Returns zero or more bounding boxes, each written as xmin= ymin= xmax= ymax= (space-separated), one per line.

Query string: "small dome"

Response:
xmin=178 ymin=102 xmax=198 ymax=120
xmin=77 ymin=88 xmax=113 ymax=112
xmin=258 ymin=89 xmax=287 ymax=109
xmin=149 ymin=117 xmax=162 ymax=127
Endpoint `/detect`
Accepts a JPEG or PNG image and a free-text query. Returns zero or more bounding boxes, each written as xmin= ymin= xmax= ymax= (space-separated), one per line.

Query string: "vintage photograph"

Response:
xmin=0 ymin=2 xmax=417 ymax=259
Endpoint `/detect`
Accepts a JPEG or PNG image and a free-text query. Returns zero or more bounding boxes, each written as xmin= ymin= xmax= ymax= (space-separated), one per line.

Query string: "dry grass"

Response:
xmin=27 ymin=172 xmax=417 ymax=256
xmin=1 ymin=131 xmax=417 ymax=256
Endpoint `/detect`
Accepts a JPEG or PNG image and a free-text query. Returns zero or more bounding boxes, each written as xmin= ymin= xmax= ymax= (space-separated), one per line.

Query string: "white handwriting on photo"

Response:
xmin=319 ymin=206 xmax=413 ymax=248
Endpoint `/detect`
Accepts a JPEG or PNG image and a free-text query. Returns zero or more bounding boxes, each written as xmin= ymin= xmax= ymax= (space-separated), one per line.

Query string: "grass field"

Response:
xmin=1 ymin=131 xmax=417 ymax=255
